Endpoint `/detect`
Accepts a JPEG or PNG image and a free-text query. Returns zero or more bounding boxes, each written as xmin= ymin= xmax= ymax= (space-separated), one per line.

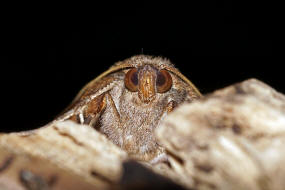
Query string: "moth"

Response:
xmin=56 ymin=55 xmax=202 ymax=163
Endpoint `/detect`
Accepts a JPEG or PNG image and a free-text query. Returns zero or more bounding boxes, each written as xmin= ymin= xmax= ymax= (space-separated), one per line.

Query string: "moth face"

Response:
xmin=124 ymin=64 xmax=172 ymax=103
xmin=58 ymin=55 xmax=202 ymax=163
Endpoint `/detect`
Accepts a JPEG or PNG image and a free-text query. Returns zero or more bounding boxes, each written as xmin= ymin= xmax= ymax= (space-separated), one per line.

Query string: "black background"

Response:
xmin=1 ymin=2 xmax=274 ymax=132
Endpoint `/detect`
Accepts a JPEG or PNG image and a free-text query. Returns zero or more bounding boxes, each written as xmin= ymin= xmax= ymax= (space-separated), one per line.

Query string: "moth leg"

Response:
xmin=83 ymin=94 xmax=107 ymax=127
xmin=85 ymin=91 xmax=121 ymax=128
xmin=150 ymin=152 xmax=169 ymax=165
xmin=166 ymin=100 xmax=178 ymax=113
xmin=68 ymin=94 xmax=106 ymax=126
xmin=104 ymin=92 xmax=121 ymax=122
xmin=77 ymin=111 xmax=85 ymax=124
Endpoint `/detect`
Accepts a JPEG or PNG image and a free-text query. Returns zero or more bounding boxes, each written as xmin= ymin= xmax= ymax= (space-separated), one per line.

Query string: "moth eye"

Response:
xmin=125 ymin=68 xmax=138 ymax=92
xmin=156 ymin=69 xmax=172 ymax=93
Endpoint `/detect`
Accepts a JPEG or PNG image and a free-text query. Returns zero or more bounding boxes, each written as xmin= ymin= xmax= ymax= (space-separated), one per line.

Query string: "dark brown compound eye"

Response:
xmin=156 ymin=69 xmax=172 ymax=93
xmin=125 ymin=68 xmax=138 ymax=92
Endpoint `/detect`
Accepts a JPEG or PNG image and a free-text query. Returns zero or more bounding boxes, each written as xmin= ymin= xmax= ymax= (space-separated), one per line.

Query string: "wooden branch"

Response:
xmin=0 ymin=121 xmax=127 ymax=190
xmin=1 ymin=78 xmax=285 ymax=190
xmin=156 ymin=79 xmax=285 ymax=190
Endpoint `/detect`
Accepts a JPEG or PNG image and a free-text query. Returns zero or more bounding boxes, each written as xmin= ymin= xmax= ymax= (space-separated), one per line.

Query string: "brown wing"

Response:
xmin=62 ymin=62 xmax=133 ymax=112
xmin=165 ymin=66 xmax=202 ymax=98
xmin=55 ymin=62 xmax=133 ymax=124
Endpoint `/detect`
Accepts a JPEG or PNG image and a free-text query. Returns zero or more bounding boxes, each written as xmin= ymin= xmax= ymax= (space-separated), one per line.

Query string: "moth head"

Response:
xmin=124 ymin=64 xmax=172 ymax=103
xmin=69 ymin=55 xmax=201 ymax=111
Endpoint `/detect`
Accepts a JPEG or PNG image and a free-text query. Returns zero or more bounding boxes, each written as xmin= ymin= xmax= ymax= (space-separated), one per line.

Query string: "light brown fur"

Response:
xmin=57 ymin=55 xmax=201 ymax=163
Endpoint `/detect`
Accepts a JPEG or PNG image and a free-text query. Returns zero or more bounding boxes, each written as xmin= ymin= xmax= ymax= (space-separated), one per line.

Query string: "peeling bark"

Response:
xmin=1 ymin=79 xmax=285 ymax=190
xmin=156 ymin=79 xmax=285 ymax=190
